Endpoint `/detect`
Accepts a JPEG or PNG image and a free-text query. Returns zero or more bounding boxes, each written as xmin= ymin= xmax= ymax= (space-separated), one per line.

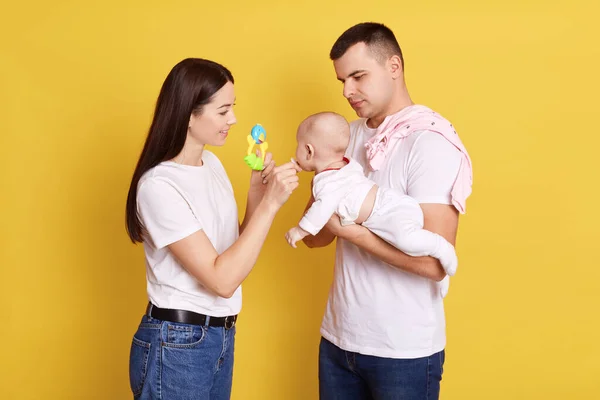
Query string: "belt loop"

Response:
xmin=146 ymin=302 xmax=154 ymax=316
xmin=205 ymin=315 xmax=211 ymax=326
xmin=224 ymin=316 xmax=235 ymax=330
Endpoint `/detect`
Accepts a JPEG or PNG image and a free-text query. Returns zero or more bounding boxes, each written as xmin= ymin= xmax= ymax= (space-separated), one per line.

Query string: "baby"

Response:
xmin=285 ymin=112 xmax=458 ymax=283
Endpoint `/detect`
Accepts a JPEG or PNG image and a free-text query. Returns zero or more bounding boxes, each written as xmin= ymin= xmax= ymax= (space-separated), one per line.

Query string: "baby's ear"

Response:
xmin=306 ymin=143 xmax=314 ymax=159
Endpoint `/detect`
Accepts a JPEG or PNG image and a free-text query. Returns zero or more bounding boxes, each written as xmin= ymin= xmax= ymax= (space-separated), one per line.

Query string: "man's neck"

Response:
xmin=366 ymin=87 xmax=414 ymax=129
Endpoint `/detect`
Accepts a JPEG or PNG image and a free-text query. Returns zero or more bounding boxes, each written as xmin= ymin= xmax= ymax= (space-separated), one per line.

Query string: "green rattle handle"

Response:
xmin=244 ymin=153 xmax=264 ymax=171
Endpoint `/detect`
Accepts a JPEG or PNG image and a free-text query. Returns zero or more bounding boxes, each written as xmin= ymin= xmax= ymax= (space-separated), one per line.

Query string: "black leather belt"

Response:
xmin=146 ymin=303 xmax=237 ymax=330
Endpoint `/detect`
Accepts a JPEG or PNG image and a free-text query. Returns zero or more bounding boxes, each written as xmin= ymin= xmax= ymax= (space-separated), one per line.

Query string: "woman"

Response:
xmin=125 ymin=58 xmax=300 ymax=399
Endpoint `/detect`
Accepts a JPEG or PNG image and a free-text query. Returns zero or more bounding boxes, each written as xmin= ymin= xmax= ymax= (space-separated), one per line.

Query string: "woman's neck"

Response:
xmin=173 ymin=142 xmax=205 ymax=166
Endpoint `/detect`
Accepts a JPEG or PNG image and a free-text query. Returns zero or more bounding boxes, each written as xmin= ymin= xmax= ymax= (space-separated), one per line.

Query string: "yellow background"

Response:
xmin=1 ymin=0 xmax=598 ymax=399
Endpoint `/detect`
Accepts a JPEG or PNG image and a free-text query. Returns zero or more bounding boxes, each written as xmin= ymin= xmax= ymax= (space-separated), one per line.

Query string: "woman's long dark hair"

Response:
xmin=125 ymin=58 xmax=234 ymax=243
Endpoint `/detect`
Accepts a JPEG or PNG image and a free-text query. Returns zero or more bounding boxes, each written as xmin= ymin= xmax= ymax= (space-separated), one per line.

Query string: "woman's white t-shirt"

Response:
xmin=136 ymin=150 xmax=241 ymax=317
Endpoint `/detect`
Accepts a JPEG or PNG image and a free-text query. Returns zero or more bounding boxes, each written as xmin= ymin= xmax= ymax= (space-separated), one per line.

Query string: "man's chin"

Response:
xmin=355 ymin=108 xmax=371 ymax=119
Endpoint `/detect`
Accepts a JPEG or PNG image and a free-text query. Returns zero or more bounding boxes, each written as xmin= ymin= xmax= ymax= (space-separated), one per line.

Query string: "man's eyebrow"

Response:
xmin=337 ymin=70 xmax=367 ymax=82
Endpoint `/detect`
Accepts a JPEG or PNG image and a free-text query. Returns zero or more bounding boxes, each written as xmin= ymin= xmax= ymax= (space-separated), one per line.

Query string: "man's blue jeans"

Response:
xmin=129 ymin=315 xmax=235 ymax=399
xmin=319 ymin=337 xmax=445 ymax=400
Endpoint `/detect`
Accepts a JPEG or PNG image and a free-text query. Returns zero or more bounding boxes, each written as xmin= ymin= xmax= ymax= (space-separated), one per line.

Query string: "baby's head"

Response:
xmin=294 ymin=112 xmax=350 ymax=172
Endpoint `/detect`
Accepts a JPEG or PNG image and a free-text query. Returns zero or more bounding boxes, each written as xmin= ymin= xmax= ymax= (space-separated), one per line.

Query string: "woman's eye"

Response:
xmin=220 ymin=104 xmax=235 ymax=116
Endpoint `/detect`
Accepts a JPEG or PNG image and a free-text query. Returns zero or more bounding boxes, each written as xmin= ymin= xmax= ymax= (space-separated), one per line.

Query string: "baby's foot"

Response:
xmin=436 ymin=238 xmax=458 ymax=276
xmin=439 ymin=275 xmax=450 ymax=298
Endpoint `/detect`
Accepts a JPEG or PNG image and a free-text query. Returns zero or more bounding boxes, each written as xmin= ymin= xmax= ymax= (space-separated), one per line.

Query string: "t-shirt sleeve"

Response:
xmin=405 ymin=131 xmax=462 ymax=206
xmin=137 ymin=178 xmax=203 ymax=249
xmin=298 ymin=174 xmax=341 ymax=236
xmin=299 ymin=197 xmax=338 ymax=235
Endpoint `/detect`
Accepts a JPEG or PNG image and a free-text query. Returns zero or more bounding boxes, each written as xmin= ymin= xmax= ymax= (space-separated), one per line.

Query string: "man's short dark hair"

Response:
xmin=330 ymin=22 xmax=404 ymax=67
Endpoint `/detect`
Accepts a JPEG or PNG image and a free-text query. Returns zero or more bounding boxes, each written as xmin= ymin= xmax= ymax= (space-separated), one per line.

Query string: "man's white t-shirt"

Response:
xmin=136 ymin=150 xmax=241 ymax=317
xmin=320 ymin=118 xmax=462 ymax=359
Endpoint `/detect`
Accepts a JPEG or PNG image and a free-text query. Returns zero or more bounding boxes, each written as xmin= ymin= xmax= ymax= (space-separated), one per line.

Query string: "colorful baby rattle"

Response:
xmin=244 ymin=123 xmax=269 ymax=170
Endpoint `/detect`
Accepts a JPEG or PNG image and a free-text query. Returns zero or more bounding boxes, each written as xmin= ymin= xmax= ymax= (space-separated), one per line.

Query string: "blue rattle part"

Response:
xmin=244 ymin=123 xmax=269 ymax=171
xmin=250 ymin=124 xmax=266 ymax=144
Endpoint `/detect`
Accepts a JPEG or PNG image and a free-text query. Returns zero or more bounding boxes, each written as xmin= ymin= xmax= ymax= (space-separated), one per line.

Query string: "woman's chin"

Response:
xmin=212 ymin=136 xmax=228 ymax=147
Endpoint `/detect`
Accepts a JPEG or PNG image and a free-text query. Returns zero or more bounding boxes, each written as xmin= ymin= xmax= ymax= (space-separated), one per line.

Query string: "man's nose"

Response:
xmin=343 ymin=82 xmax=354 ymax=99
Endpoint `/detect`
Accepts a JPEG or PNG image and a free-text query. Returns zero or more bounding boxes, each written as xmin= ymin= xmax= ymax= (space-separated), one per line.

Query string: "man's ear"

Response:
xmin=306 ymin=144 xmax=315 ymax=160
xmin=389 ymin=55 xmax=403 ymax=79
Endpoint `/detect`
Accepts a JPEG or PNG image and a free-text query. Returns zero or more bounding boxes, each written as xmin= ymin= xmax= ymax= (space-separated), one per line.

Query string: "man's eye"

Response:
xmin=355 ymin=75 xmax=364 ymax=80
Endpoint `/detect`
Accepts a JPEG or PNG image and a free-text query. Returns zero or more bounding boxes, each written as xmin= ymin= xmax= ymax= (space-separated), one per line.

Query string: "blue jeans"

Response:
xmin=129 ymin=315 xmax=235 ymax=399
xmin=319 ymin=338 xmax=445 ymax=400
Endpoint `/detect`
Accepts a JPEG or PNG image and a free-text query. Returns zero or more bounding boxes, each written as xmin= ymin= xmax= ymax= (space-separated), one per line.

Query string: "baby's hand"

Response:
xmin=285 ymin=226 xmax=309 ymax=248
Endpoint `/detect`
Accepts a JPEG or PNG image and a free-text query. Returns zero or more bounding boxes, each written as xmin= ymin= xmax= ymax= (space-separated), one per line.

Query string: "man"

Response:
xmin=303 ymin=22 xmax=472 ymax=399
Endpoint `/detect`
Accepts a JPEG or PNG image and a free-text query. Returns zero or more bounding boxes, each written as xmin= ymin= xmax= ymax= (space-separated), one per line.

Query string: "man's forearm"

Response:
xmin=341 ymin=225 xmax=446 ymax=281
xmin=302 ymin=228 xmax=336 ymax=248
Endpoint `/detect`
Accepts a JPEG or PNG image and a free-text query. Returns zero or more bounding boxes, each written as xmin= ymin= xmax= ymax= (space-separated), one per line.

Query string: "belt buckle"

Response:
xmin=224 ymin=316 xmax=235 ymax=330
